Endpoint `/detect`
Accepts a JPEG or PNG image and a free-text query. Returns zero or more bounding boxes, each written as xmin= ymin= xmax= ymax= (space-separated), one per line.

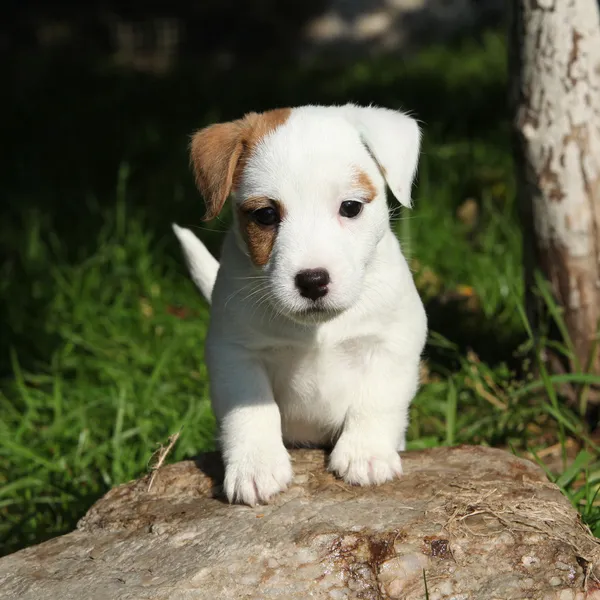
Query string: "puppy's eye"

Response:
xmin=252 ymin=207 xmax=280 ymax=227
xmin=339 ymin=200 xmax=364 ymax=218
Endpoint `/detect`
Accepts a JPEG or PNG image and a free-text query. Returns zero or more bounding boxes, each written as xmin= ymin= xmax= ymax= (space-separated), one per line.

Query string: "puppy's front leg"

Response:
xmin=329 ymin=355 xmax=420 ymax=486
xmin=208 ymin=346 xmax=292 ymax=505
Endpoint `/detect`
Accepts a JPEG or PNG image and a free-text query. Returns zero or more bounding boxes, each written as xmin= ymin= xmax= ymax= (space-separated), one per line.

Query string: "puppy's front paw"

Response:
xmin=329 ymin=437 xmax=402 ymax=486
xmin=224 ymin=443 xmax=293 ymax=506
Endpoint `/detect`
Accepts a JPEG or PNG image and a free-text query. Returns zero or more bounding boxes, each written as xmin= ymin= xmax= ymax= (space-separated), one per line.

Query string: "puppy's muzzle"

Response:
xmin=295 ymin=268 xmax=330 ymax=302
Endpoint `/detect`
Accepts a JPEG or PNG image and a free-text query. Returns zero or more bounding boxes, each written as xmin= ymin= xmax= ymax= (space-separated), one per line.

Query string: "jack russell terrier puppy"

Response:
xmin=173 ymin=104 xmax=427 ymax=506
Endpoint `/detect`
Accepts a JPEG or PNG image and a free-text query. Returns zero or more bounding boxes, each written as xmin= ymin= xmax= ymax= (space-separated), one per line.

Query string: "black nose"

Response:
xmin=295 ymin=268 xmax=330 ymax=301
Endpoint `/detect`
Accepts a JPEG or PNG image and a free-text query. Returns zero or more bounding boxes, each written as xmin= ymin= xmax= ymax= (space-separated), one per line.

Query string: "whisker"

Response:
xmin=224 ymin=280 xmax=268 ymax=309
xmin=185 ymin=223 xmax=221 ymax=234
xmin=232 ymin=275 xmax=270 ymax=281
xmin=241 ymin=284 xmax=271 ymax=304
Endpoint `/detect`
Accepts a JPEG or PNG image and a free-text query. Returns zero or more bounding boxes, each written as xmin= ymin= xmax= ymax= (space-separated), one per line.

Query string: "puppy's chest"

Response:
xmin=260 ymin=337 xmax=377 ymax=421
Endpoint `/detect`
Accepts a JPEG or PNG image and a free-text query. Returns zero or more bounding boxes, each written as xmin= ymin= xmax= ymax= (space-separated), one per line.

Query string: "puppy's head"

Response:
xmin=190 ymin=104 xmax=421 ymax=323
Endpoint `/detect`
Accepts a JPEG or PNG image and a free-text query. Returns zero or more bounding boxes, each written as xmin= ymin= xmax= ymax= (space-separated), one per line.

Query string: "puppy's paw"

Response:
xmin=224 ymin=443 xmax=293 ymax=506
xmin=329 ymin=437 xmax=402 ymax=486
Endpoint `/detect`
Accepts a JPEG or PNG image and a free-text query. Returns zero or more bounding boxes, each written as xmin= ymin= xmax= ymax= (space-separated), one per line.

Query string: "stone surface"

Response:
xmin=2 ymin=446 xmax=600 ymax=599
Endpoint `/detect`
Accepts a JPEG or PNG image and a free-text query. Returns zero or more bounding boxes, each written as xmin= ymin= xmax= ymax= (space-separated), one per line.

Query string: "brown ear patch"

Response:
xmin=190 ymin=121 xmax=245 ymax=221
xmin=238 ymin=197 xmax=285 ymax=267
xmin=190 ymin=108 xmax=291 ymax=221
xmin=353 ymin=168 xmax=377 ymax=202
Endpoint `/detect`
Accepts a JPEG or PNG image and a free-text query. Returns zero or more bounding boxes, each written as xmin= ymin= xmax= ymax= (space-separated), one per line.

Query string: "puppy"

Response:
xmin=173 ymin=104 xmax=427 ymax=506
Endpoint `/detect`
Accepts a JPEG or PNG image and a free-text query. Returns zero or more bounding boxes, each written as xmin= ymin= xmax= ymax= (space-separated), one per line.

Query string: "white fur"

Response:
xmin=172 ymin=223 xmax=218 ymax=301
xmin=174 ymin=104 xmax=427 ymax=506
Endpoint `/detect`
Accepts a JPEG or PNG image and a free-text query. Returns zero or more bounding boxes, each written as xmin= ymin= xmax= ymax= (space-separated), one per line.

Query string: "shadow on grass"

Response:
xmin=2 ymin=28 xmax=508 ymax=241
xmin=424 ymin=295 xmax=526 ymax=374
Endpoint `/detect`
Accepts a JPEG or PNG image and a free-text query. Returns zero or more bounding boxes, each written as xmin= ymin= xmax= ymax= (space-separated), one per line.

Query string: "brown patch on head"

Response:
xmin=190 ymin=108 xmax=291 ymax=221
xmin=238 ymin=197 xmax=285 ymax=267
xmin=234 ymin=109 xmax=291 ymax=187
xmin=353 ymin=168 xmax=377 ymax=202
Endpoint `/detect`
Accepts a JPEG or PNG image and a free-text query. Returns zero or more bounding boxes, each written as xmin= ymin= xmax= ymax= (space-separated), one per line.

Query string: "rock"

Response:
xmin=1 ymin=446 xmax=600 ymax=599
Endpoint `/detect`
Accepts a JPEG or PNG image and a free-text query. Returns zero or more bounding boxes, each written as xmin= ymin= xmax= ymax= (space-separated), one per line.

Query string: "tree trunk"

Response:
xmin=510 ymin=0 xmax=600 ymax=388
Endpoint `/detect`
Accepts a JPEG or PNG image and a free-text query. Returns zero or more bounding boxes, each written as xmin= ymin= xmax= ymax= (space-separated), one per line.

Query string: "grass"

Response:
xmin=3 ymin=29 xmax=600 ymax=557
xmin=1 ymin=206 xmax=216 ymax=552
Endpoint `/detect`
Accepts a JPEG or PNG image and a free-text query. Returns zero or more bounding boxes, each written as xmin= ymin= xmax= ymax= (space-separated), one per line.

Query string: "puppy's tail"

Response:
xmin=172 ymin=224 xmax=219 ymax=305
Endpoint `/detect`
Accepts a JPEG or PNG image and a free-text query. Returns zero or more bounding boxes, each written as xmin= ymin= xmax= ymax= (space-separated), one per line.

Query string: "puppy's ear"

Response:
xmin=342 ymin=104 xmax=421 ymax=208
xmin=190 ymin=119 xmax=248 ymax=221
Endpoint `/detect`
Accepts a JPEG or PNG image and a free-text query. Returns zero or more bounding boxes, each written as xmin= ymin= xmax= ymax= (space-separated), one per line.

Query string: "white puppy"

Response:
xmin=173 ymin=104 xmax=427 ymax=506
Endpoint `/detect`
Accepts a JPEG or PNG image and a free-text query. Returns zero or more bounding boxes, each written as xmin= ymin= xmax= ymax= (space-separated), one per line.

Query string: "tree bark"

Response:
xmin=510 ymin=0 xmax=600 ymax=385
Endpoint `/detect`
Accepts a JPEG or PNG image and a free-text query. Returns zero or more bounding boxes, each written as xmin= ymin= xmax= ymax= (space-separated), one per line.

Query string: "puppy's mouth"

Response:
xmin=300 ymin=303 xmax=327 ymax=313
xmin=299 ymin=306 xmax=328 ymax=316
xmin=288 ymin=302 xmax=344 ymax=324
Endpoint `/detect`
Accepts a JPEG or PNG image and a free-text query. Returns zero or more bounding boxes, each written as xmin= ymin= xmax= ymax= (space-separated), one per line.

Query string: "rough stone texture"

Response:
xmin=2 ymin=446 xmax=600 ymax=599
